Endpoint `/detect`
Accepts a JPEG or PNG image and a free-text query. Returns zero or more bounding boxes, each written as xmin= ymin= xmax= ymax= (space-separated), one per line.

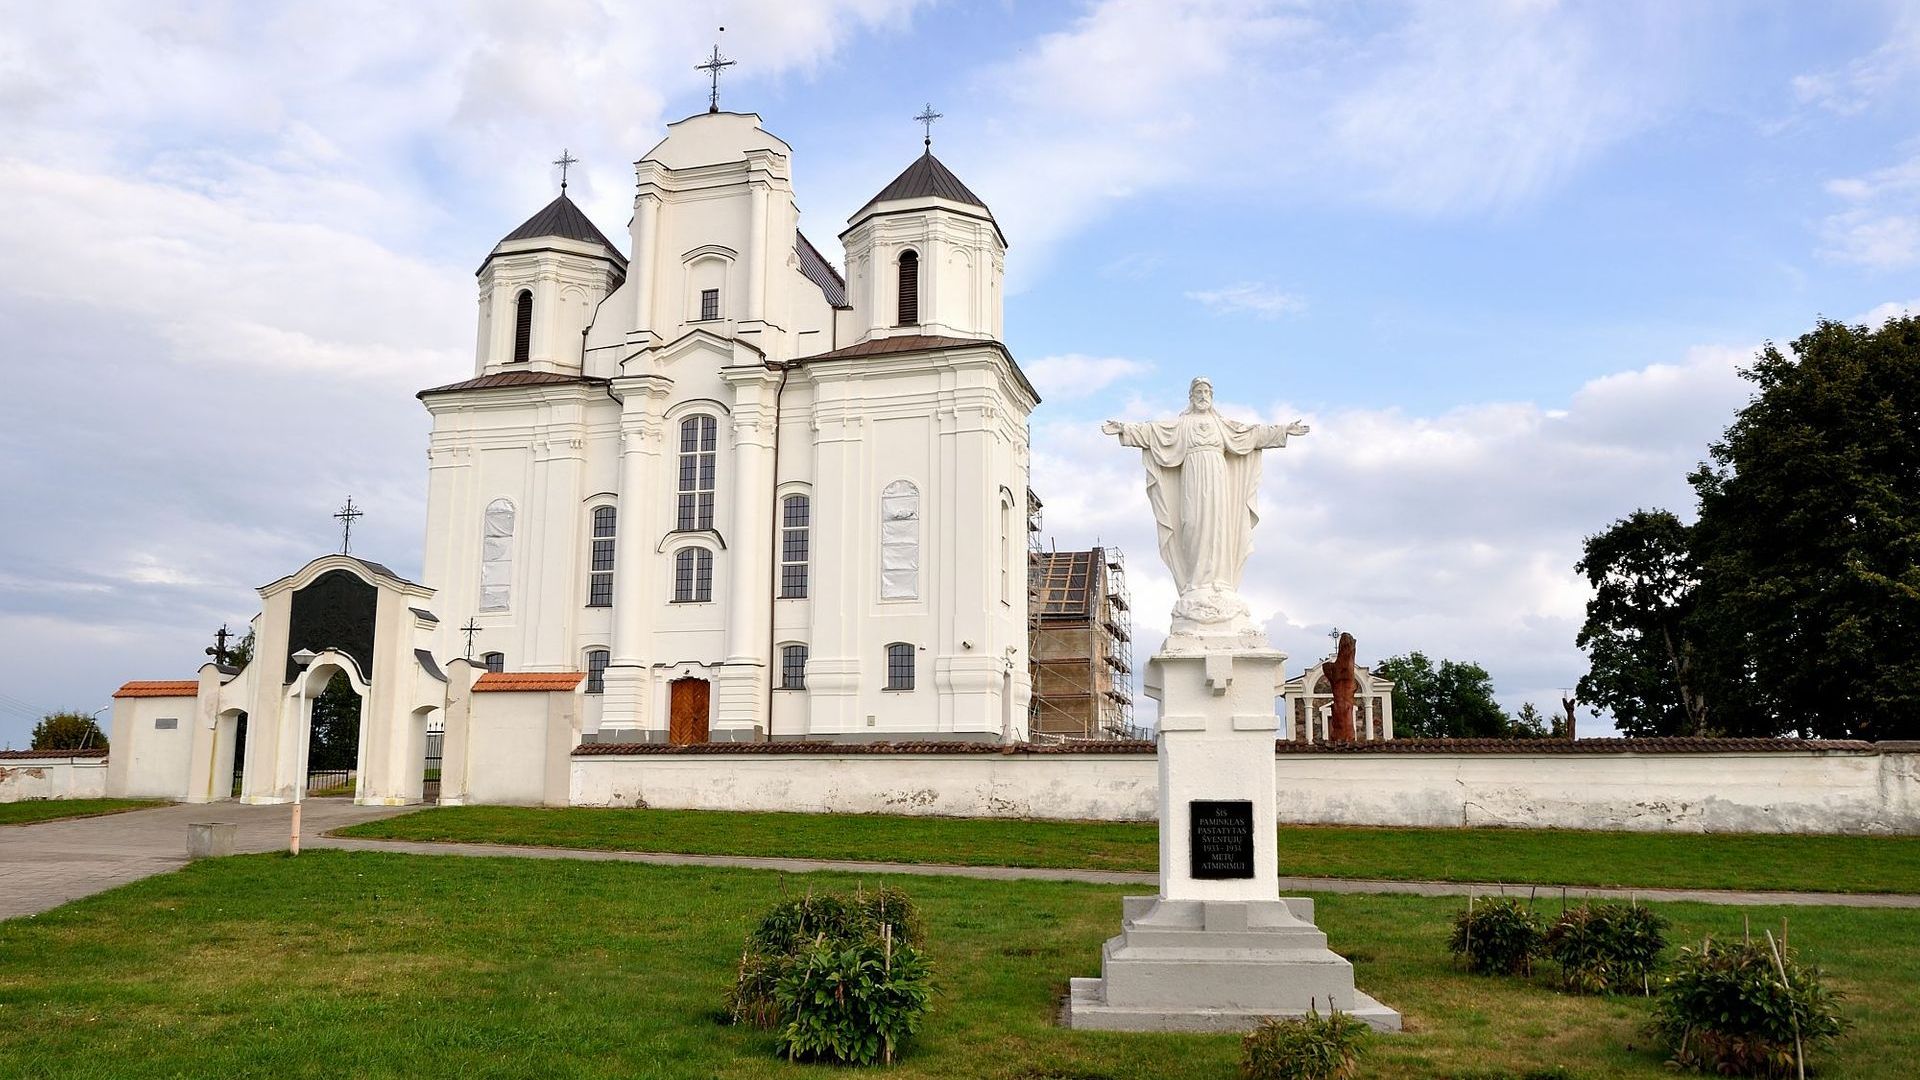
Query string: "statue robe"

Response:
xmin=1114 ymin=409 xmax=1293 ymax=595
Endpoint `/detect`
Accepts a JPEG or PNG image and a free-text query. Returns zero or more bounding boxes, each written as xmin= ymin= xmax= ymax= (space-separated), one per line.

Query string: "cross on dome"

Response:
xmin=333 ymin=496 xmax=363 ymax=554
xmin=696 ymin=36 xmax=736 ymax=114
xmin=552 ymin=148 xmax=578 ymax=192
xmin=915 ymin=103 xmax=942 ymax=149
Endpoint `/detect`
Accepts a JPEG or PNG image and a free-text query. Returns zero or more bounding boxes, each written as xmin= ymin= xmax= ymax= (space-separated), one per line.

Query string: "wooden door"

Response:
xmin=669 ymin=678 xmax=710 ymax=745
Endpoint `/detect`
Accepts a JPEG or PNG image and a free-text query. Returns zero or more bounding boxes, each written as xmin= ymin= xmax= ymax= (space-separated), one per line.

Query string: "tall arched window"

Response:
xmin=885 ymin=642 xmax=915 ymax=691
xmin=780 ymin=494 xmax=809 ymax=598
xmin=587 ymin=505 xmax=616 ymax=607
xmin=512 ymin=289 xmax=533 ymax=363
xmin=896 ymin=250 xmax=919 ymax=326
xmin=779 ymin=643 xmax=808 ymax=690
xmin=480 ymin=498 xmax=515 ymax=612
xmin=677 ymin=416 xmax=717 ymax=531
xmin=880 ymin=480 xmax=919 ymax=600
xmin=673 ymin=547 xmax=713 ymax=603
xmin=999 ymin=492 xmax=1014 ymax=605
xmin=585 ymin=648 xmax=610 ymax=694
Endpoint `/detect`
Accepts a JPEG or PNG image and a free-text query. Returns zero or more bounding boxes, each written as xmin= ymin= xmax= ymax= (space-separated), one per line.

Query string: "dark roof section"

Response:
xmin=418 ymin=371 xmax=611 ymax=398
xmin=859 ymin=151 xmax=990 ymax=215
xmin=575 ymin=737 xmax=1885 ymax=757
xmin=409 ymin=607 xmax=439 ymax=623
xmin=497 ymin=194 xmax=626 ymax=263
xmin=795 ymin=231 xmax=848 ymax=308
xmin=0 ymin=747 xmax=109 ymax=760
xmin=415 ymin=649 xmax=447 ymax=684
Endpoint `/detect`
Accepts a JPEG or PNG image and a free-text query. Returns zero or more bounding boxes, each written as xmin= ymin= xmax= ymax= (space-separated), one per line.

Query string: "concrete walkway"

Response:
xmin=6 ymin=802 xmax=1919 ymax=919
xmin=0 ymin=800 xmax=408 ymax=920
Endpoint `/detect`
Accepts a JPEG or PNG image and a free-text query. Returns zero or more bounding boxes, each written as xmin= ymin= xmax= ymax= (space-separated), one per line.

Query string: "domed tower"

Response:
xmin=840 ymin=148 xmax=1005 ymax=344
xmin=474 ymin=191 xmax=626 ymax=374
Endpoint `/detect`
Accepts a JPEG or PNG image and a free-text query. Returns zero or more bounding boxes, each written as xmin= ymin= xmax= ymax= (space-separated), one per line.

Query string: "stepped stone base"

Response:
xmin=1063 ymin=896 xmax=1402 ymax=1033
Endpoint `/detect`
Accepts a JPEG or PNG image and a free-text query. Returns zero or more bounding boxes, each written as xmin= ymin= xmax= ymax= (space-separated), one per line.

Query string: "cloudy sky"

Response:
xmin=2 ymin=0 xmax=1917 ymax=745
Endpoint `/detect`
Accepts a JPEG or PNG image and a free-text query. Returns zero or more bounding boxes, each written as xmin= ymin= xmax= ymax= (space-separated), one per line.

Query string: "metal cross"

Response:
xmin=460 ymin=618 xmax=482 ymax=660
xmin=696 ymin=42 xmax=736 ymax=113
xmin=333 ymin=496 xmax=363 ymax=554
xmin=553 ymin=148 xmax=578 ymax=192
xmin=206 ymin=624 xmax=234 ymax=665
xmin=914 ymin=103 xmax=942 ymax=148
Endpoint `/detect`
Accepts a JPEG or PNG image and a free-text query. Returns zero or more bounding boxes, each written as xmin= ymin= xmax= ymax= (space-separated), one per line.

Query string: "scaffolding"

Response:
xmin=1026 ymin=543 xmax=1142 ymax=741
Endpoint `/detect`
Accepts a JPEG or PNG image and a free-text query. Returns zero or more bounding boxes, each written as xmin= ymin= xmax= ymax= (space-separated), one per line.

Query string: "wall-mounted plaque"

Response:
xmin=1189 ymin=799 xmax=1256 ymax=879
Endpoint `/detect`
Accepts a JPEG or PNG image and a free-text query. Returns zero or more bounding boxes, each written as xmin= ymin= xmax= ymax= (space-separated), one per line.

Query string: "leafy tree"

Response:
xmin=1574 ymin=510 xmax=1706 ymax=737
xmin=1687 ymin=316 xmax=1920 ymax=739
xmin=307 ymin=671 xmax=361 ymax=770
xmin=1511 ymin=702 xmax=1556 ymax=739
xmin=1374 ymin=652 xmax=1511 ymax=738
xmin=31 ymin=711 xmax=107 ymax=751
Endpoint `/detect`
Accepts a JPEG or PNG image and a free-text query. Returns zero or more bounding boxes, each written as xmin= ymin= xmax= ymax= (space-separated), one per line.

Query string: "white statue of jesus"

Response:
xmin=1103 ymin=377 xmax=1308 ymax=640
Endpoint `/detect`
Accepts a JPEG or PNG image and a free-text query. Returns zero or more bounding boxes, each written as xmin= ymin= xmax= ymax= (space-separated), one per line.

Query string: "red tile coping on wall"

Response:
xmin=574 ymin=737 xmax=1880 ymax=757
xmin=473 ymin=671 xmax=586 ymax=693
xmin=0 ymin=747 xmax=110 ymax=760
xmin=112 ymin=680 xmax=201 ymax=698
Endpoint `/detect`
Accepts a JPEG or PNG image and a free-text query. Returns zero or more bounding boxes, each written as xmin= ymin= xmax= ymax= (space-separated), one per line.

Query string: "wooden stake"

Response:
xmin=290 ymin=800 xmax=302 ymax=855
xmin=1765 ymin=929 xmax=1805 ymax=1080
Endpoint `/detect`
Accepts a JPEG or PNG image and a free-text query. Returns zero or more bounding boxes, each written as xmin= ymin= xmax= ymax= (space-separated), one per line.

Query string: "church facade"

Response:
xmin=419 ymin=109 xmax=1037 ymax=745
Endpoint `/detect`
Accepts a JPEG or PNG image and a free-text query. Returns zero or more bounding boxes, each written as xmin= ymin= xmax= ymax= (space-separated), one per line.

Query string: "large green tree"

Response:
xmin=31 ymin=712 xmax=107 ymax=751
xmin=1685 ymin=316 xmax=1920 ymax=739
xmin=307 ymin=671 xmax=361 ymax=770
xmin=1574 ymin=509 xmax=1707 ymax=736
xmin=1373 ymin=652 xmax=1511 ymax=738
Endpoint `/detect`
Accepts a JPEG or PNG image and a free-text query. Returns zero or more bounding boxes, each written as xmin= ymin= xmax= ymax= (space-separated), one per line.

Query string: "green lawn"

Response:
xmin=0 ymin=852 xmax=1914 ymax=1079
xmin=336 ymin=805 xmax=1920 ymax=895
xmin=0 ymin=798 xmax=164 ymax=826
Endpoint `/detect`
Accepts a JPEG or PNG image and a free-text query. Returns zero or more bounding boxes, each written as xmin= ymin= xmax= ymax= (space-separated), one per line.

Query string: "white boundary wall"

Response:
xmin=572 ymin=747 xmax=1920 ymax=834
xmin=0 ymin=754 xmax=110 ymax=802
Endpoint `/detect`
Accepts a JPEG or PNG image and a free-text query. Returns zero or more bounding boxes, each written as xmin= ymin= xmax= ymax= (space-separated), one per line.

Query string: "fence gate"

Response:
xmin=423 ymin=729 xmax=443 ymax=802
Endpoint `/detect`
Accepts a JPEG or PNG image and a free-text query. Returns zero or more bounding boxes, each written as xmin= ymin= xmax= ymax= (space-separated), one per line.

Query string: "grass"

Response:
xmin=0 ymin=798 xmax=164 ymax=826
xmin=0 ymin=851 xmax=1915 ymax=1079
xmin=336 ymin=805 xmax=1920 ymax=895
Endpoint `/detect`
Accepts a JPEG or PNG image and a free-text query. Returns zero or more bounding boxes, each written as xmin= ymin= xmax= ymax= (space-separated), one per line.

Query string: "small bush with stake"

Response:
xmin=1449 ymin=895 xmax=1544 ymax=976
xmin=1239 ymin=1002 xmax=1370 ymax=1080
xmin=1543 ymin=900 xmax=1668 ymax=995
xmin=1650 ymin=923 xmax=1847 ymax=1078
xmin=774 ymin=922 xmax=932 ymax=1066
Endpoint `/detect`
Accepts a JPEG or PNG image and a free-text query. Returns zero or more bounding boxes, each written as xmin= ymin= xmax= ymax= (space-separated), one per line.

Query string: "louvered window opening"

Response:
xmin=885 ymin=642 xmax=915 ymax=690
xmin=585 ymin=649 xmax=610 ymax=694
xmin=677 ymin=416 xmax=717 ymax=531
xmin=780 ymin=644 xmax=808 ymax=690
xmin=897 ymin=250 xmax=919 ymax=326
xmin=673 ymin=547 xmax=713 ymax=603
xmin=780 ymin=494 xmax=809 ymax=598
xmin=513 ymin=290 xmax=533 ymax=363
xmin=700 ymin=288 xmax=720 ymax=321
xmin=587 ymin=506 xmax=616 ymax=607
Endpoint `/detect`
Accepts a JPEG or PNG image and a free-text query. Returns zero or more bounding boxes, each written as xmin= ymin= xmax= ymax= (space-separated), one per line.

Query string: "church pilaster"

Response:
xmin=601 ymin=374 xmax=672 ymax=739
xmin=712 ymin=363 xmax=782 ymax=736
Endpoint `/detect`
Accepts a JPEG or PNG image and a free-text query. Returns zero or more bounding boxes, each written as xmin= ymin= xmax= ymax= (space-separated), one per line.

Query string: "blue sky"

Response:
xmin=2 ymin=0 xmax=1917 ymax=746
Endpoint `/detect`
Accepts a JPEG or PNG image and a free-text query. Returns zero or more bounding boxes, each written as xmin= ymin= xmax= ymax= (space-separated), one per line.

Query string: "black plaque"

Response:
xmin=285 ymin=568 xmax=379 ymax=683
xmin=1189 ymin=800 xmax=1256 ymax=879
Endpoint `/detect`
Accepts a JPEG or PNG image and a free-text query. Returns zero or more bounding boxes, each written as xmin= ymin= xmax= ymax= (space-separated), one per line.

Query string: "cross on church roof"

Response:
xmin=553 ymin=148 xmax=578 ymax=193
xmin=696 ymin=35 xmax=735 ymax=114
xmin=333 ymin=496 xmax=363 ymax=554
xmin=915 ymin=103 xmax=942 ymax=149
xmin=460 ymin=618 xmax=482 ymax=659
xmin=205 ymin=624 xmax=235 ymax=666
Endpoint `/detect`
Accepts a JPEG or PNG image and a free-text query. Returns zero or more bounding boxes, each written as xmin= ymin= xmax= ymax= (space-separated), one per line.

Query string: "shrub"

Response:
xmin=775 ymin=924 xmax=932 ymax=1066
xmin=1449 ymin=896 xmax=1544 ymax=976
xmin=1240 ymin=1006 xmax=1370 ymax=1080
xmin=1543 ymin=901 xmax=1669 ymax=995
xmin=1650 ymin=932 xmax=1848 ymax=1077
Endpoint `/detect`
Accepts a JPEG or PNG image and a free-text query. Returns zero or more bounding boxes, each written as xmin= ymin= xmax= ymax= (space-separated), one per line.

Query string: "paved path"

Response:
xmin=314 ymin=835 xmax=1920 ymax=910
xmin=0 ymin=801 xmax=408 ymax=920
xmin=7 ymin=803 xmax=1920 ymax=918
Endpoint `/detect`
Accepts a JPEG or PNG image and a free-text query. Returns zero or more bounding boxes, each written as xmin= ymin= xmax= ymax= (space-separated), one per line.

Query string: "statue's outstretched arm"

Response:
xmin=1102 ymin=420 xmax=1143 ymax=447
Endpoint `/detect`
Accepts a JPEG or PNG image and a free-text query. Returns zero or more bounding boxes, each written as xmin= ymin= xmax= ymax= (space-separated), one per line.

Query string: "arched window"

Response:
xmin=885 ymin=642 xmax=915 ymax=691
xmin=896 ymin=250 xmax=919 ymax=326
xmin=673 ymin=547 xmax=713 ymax=603
xmin=512 ymin=289 xmax=533 ymax=363
xmin=780 ymin=494 xmax=809 ymax=598
xmin=779 ymin=643 xmax=808 ymax=690
xmin=999 ymin=492 xmax=1014 ymax=605
xmin=480 ymin=498 xmax=515 ymax=612
xmin=880 ymin=480 xmax=919 ymax=600
xmin=677 ymin=416 xmax=717 ymax=531
xmin=481 ymin=652 xmax=505 ymax=673
xmin=585 ymin=649 xmax=610 ymax=694
xmin=587 ymin=505 xmax=616 ymax=607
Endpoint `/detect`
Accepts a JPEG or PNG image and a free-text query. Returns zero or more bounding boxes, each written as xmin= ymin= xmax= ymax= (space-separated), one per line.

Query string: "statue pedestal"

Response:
xmin=1064 ymin=645 xmax=1401 ymax=1033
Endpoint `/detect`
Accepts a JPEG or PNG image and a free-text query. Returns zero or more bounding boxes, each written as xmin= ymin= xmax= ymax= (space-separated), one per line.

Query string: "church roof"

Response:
xmin=417 ymin=371 xmax=610 ymax=398
xmin=856 ymin=151 xmax=992 ymax=216
xmin=795 ymin=230 xmax=848 ymax=308
xmin=495 ymin=193 xmax=626 ymax=263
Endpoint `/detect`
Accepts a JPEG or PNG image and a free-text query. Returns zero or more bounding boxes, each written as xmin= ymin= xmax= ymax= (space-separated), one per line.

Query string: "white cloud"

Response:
xmin=1186 ymin=282 xmax=1307 ymax=319
xmin=1820 ymin=151 xmax=1920 ymax=269
xmin=1025 ymin=354 xmax=1154 ymax=401
xmin=1791 ymin=8 xmax=1920 ymax=114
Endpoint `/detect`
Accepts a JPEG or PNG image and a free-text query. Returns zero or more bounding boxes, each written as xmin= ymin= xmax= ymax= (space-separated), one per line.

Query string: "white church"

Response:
xmin=107 ymin=105 xmax=1042 ymax=806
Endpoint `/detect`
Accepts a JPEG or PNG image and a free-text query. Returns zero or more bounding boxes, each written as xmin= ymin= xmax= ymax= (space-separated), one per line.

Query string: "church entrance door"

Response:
xmin=669 ymin=678 xmax=710 ymax=745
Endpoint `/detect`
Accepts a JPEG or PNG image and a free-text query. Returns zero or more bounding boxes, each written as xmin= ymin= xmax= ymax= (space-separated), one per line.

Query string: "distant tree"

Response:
xmin=227 ymin=629 xmax=255 ymax=670
xmin=1375 ymin=652 xmax=1511 ymax=738
xmin=307 ymin=671 xmax=361 ymax=770
xmin=1687 ymin=316 xmax=1920 ymax=739
xmin=1574 ymin=509 xmax=1706 ymax=737
xmin=1511 ymin=702 xmax=1550 ymax=738
xmin=31 ymin=712 xmax=107 ymax=751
